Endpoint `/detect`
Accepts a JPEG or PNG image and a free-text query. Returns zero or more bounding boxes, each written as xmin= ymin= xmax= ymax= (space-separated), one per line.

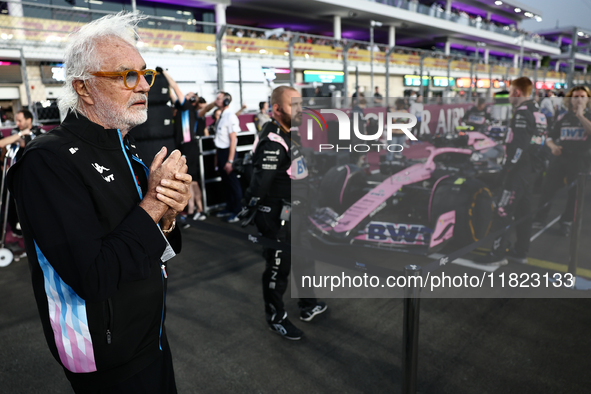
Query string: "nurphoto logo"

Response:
xmin=302 ymin=107 xmax=418 ymax=153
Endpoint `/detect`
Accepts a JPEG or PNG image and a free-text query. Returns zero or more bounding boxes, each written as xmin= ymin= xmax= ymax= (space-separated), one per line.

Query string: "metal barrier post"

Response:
xmin=402 ymin=264 xmax=421 ymax=394
xmin=343 ymin=42 xmax=352 ymax=100
xmin=568 ymin=173 xmax=586 ymax=276
xmin=419 ymin=54 xmax=425 ymax=98
xmin=238 ymin=59 xmax=243 ymax=107
xmin=198 ymin=132 xmax=256 ymax=214
xmin=533 ymin=56 xmax=539 ymax=98
xmin=469 ymin=59 xmax=474 ymax=99
xmin=385 ymin=46 xmax=395 ymax=104
xmin=18 ymin=48 xmax=37 ymax=121
xmin=288 ymin=34 xmax=298 ymax=88
xmin=567 ymin=28 xmax=578 ymax=90
xmin=488 ymin=61 xmax=493 ymax=100
xmin=446 ymin=57 xmax=451 ymax=94
xmin=215 ymin=25 xmax=227 ymax=92
xmin=370 ymin=23 xmax=374 ymax=95
xmin=518 ymin=35 xmax=525 ymax=78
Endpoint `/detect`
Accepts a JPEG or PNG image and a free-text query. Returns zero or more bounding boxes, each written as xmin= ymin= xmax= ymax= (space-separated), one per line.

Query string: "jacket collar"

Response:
xmin=59 ymin=111 xmax=126 ymax=150
xmin=271 ymin=117 xmax=291 ymax=135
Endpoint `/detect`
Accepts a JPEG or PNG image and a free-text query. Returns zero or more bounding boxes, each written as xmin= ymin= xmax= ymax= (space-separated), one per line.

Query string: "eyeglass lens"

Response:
xmin=126 ymin=70 xmax=154 ymax=87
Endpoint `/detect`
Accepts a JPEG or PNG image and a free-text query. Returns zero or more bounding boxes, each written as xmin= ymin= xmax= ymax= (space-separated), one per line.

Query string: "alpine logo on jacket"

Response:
xmin=92 ymin=163 xmax=110 ymax=174
xmin=92 ymin=163 xmax=115 ymax=182
xmin=266 ymin=132 xmax=308 ymax=180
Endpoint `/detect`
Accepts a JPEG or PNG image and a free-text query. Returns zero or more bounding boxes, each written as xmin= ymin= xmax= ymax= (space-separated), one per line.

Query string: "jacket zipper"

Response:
xmin=159 ymin=265 xmax=167 ymax=350
xmin=104 ymin=298 xmax=113 ymax=345
xmin=117 ymin=131 xmax=166 ymax=352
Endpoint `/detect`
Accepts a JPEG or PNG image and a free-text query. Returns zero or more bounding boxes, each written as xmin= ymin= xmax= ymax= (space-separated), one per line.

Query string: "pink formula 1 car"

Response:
xmin=309 ymin=139 xmax=501 ymax=255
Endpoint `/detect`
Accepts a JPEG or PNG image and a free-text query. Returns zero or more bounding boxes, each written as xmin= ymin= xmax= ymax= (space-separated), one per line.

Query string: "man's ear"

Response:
xmin=73 ymin=80 xmax=94 ymax=106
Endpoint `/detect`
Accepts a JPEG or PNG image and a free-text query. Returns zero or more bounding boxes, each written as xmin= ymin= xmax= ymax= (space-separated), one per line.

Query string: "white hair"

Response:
xmin=59 ymin=12 xmax=146 ymax=115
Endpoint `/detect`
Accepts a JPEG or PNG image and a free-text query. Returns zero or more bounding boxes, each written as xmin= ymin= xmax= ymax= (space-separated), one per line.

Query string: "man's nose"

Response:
xmin=135 ymin=74 xmax=151 ymax=93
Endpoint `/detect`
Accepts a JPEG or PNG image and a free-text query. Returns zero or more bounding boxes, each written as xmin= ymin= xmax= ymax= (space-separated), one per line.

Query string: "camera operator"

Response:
xmin=207 ymin=108 xmax=221 ymax=136
xmin=161 ymin=70 xmax=207 ymax=221
xmin=533 ymin=86 xmax=591 ymax=236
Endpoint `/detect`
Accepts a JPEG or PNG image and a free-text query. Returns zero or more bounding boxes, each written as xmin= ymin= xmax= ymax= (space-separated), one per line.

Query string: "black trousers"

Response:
xmin=7 ymin=195 xmax=20 ymax=235
xmin=71 ymin=339 xmax=177 ymax=394
xmin=255 ymin=205 xmax=316 ymax=323
xmin=535 ymin=155 xmax=583 ymax=224
xmin=216 ymin=148 xmax=243 ymax=215
xmin=491 ymin=164 xmax=534 ymax=256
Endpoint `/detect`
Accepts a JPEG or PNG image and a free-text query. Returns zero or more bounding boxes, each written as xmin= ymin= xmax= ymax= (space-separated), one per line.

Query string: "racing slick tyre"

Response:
xmin=318 ymin=164 xmax=367 ymax=214
xmin=430 ymin=177 xmax=494 ymax=248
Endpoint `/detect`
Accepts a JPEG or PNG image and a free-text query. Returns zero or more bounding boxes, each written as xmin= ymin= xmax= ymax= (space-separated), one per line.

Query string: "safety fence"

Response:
xmin=0 ymin=7 xmax=572 ymax=79
xmin=197 ymin=131 xmax=256 ymax=214
xmin=371 ymin=0 xmax=557 ymax=48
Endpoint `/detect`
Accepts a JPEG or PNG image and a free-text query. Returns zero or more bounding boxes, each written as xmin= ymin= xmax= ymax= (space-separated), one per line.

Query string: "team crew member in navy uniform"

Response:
xmin=7 ymin=13 xmax=191 ymax=393
xmin=253 ymin=101 xmax=270 ymax=135
xmin=533 ymin=86 xmax=591 ymax=236
xmin=477 ymin=77 xmax=547 ymax=265
xmin=242 ymin=86 xmax=327 ymax=340
xmin=462 ymin=98 xmax=491 ymax=130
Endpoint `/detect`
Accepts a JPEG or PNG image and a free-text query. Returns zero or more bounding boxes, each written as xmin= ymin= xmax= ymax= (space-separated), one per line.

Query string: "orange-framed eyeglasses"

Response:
xmin=90 ymin=69 xmax=156 ymax=90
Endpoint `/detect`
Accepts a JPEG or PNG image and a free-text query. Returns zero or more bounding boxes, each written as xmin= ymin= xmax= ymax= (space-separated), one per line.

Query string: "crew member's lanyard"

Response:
xmin=271 ymin=118 xmax=299 ymax=147
xmin=215 ymin=109 xmax=225 ymax=133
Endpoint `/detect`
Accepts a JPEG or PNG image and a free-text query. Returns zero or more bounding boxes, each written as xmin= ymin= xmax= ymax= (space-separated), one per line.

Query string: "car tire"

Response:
xmin=455 ymin=179 xmax=494 ymax=247
xmin=430 ymin=177 xmax=494 ymax=248
xmin=318 ymin=164 xmax=367 ymax=214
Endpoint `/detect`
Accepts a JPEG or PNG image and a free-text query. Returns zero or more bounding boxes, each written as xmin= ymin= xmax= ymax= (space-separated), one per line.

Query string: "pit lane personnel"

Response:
xmin=477 ymin=77 xmax=547 ymax=265
xmin=253 ymin=101 xmax=270 ymax=135
xmin=240 ymin=86 xmax=327 ymax=340
xmin=533 ymin=86 xmax=591 ymax=236
xmin=3 ymin=109 xmax=43 ymax=240
xmin=462 ymin=98 xmax=491 ymax=130
xmin=6 ymin=13 xmax=191 ymax=392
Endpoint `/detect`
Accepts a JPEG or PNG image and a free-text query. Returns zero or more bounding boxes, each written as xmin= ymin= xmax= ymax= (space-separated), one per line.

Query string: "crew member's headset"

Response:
xmin=220 ymin=91 xmax=232 ymax=107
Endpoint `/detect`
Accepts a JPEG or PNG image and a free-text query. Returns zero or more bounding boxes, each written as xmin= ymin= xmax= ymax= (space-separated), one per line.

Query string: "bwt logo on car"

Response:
xmin=302 ymin=108 xmax=418 ymax=153
xmin=366 ymin=222 xmax=433 ymax=245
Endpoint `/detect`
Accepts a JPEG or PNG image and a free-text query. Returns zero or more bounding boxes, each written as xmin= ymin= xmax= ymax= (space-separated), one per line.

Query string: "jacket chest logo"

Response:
xmin=91 ymin=163 xmax=115 ymax=182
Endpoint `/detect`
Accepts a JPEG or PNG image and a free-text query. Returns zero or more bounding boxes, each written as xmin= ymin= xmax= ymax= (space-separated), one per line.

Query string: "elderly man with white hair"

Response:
xmin=7 ymin=12 xmax=190 ymax=394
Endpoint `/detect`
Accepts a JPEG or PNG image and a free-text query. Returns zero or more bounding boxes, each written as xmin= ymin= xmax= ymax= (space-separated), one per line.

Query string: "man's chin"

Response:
xmin=124 ymin=111 xmax=148 ymax=130
xmin=131 ymin=109 xmax=148 ymax=124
